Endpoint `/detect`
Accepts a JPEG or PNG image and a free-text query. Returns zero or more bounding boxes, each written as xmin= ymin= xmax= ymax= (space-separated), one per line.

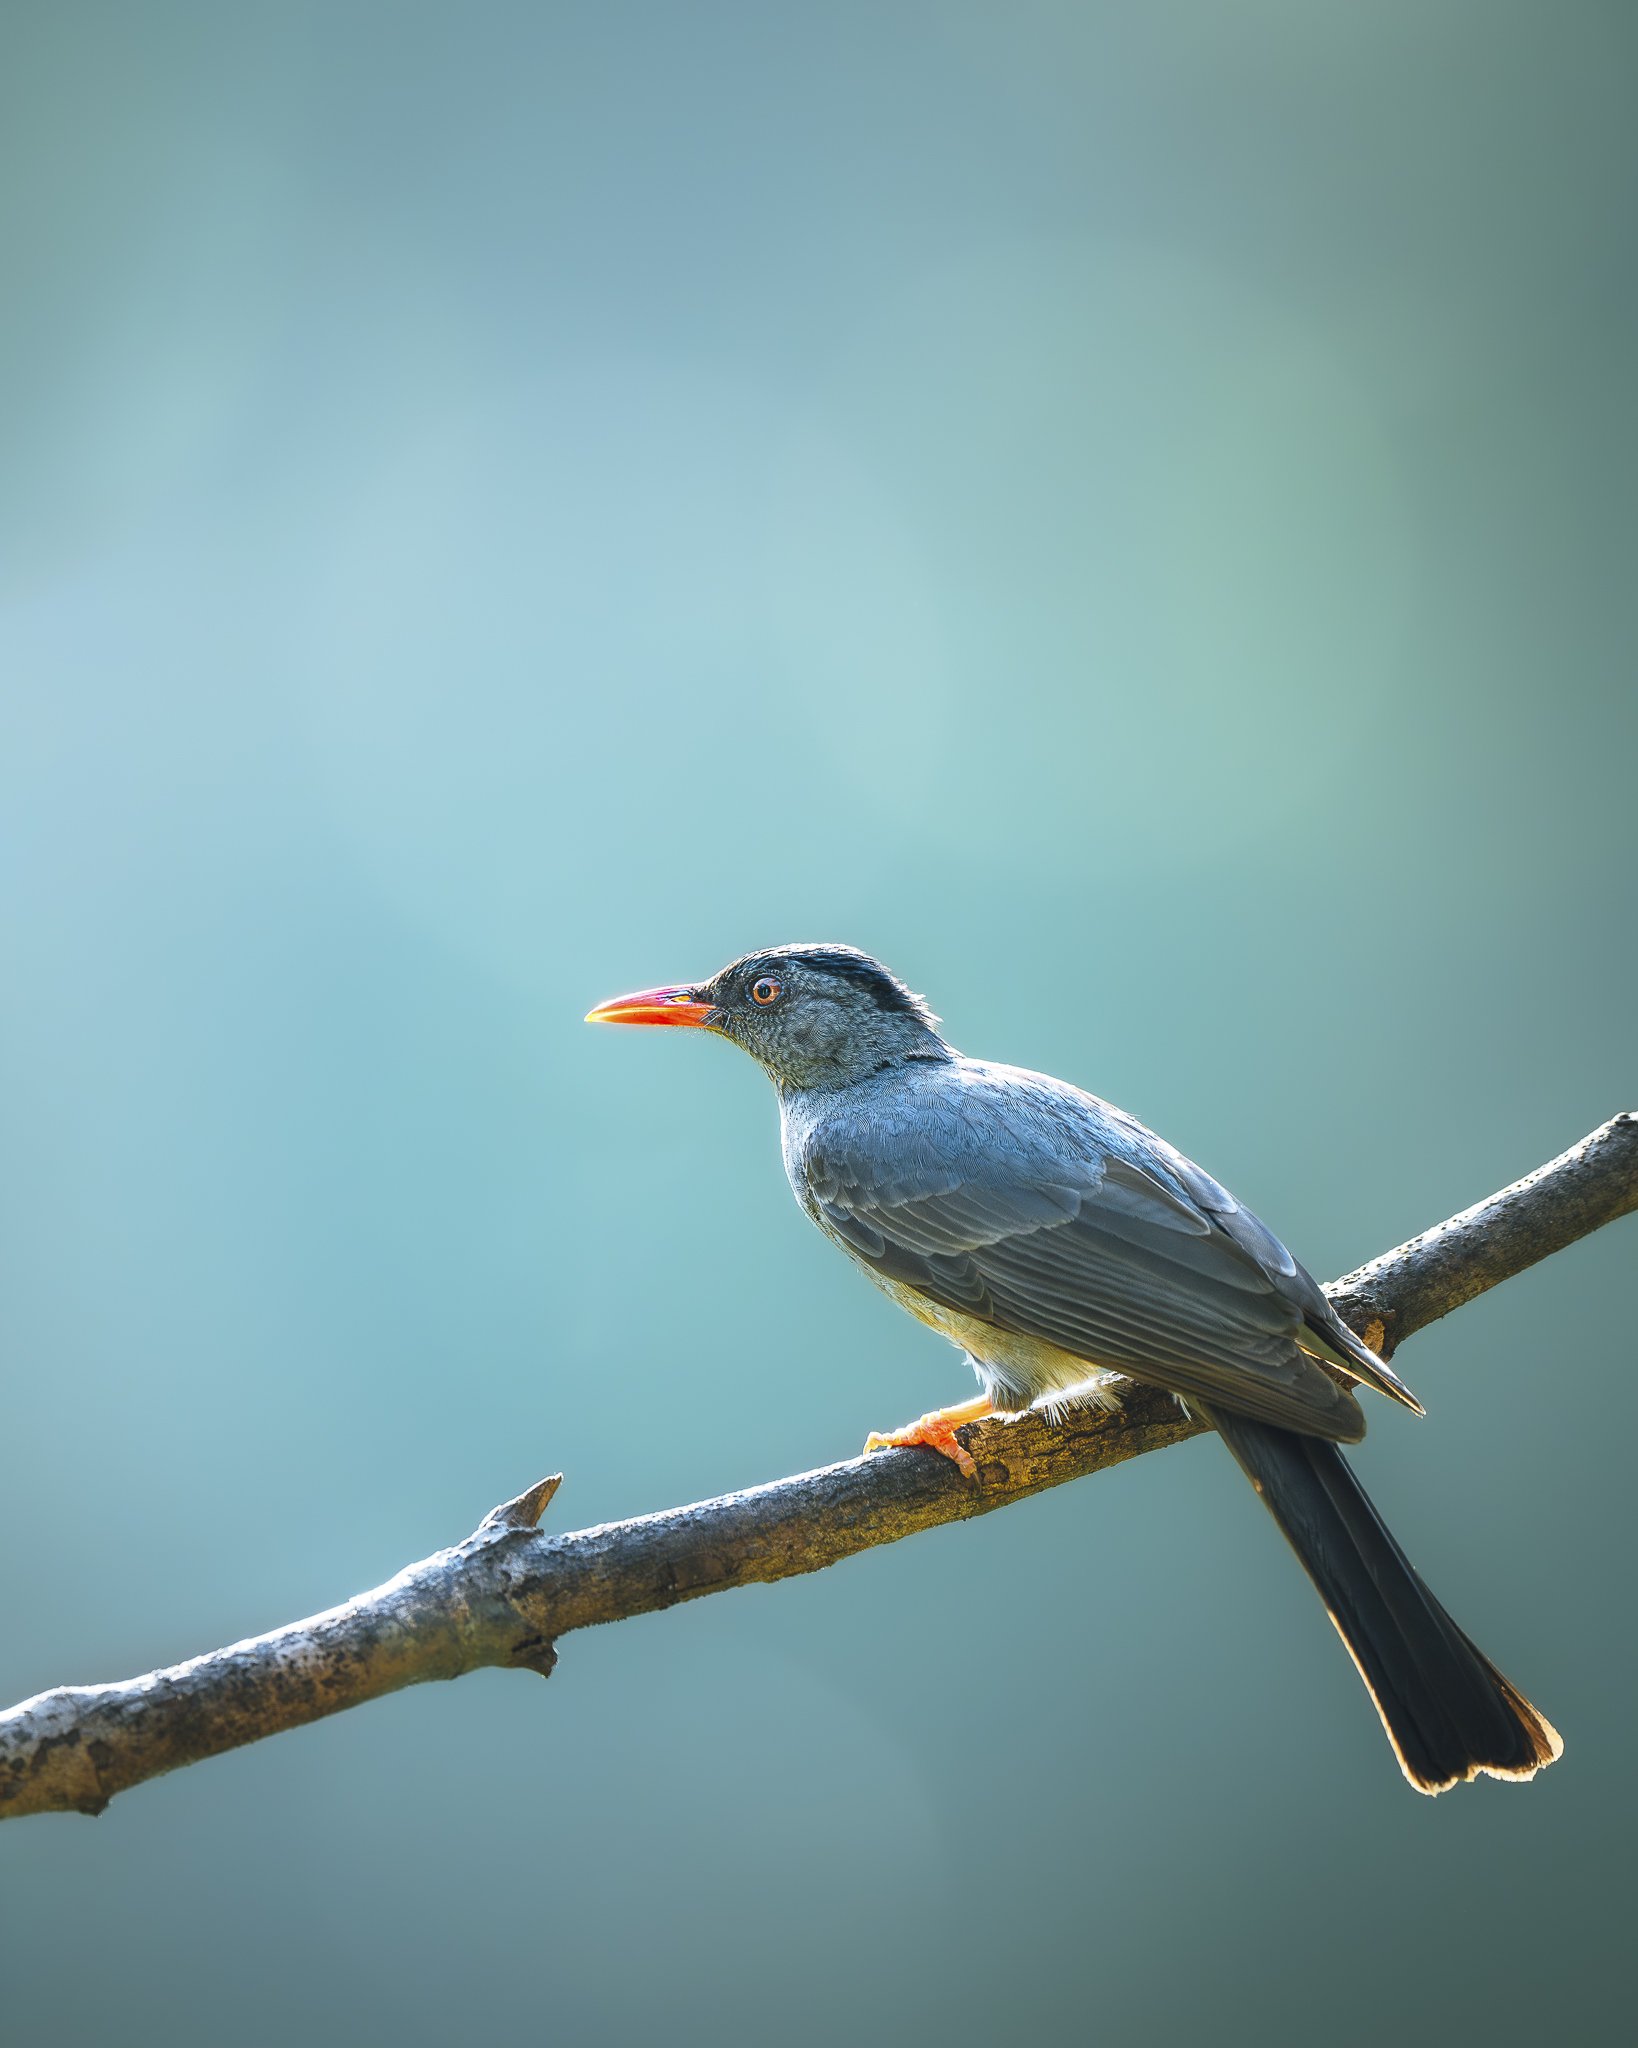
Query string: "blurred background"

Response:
xmin=2 ymin=2 xmax=1634 ymax=2042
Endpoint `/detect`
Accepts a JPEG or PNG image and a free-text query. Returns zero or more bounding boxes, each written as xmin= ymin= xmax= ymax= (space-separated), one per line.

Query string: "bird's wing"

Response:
xmin=801 ymin=1070 xmax=1380 ymax=1442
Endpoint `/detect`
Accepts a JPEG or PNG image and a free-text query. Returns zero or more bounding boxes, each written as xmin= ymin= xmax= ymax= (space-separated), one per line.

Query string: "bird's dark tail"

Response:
xmin=1200 ymin=1405 xmax=1562 ymax=1794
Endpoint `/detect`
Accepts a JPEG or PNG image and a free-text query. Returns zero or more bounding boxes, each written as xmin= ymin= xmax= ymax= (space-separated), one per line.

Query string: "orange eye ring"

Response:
xmin=750 ymin=976 xmax=782 ymax=1006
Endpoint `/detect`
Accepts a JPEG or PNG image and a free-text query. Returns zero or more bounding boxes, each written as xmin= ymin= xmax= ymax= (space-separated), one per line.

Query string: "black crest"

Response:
xmin=767 ymin=945 xmax=940 ymax=1029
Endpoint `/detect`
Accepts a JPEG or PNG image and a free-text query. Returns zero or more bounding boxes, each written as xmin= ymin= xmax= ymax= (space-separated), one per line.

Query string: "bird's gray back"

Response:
xmin=780 ymin=1057 xmax=1378 ymax=1441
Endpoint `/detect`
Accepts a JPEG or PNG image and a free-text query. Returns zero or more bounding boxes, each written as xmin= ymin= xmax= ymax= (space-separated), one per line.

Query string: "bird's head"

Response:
xmin=586 ymin=943 xmax=948 ymax=1092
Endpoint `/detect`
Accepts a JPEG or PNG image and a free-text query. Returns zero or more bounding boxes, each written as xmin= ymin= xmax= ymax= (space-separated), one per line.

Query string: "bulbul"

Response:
xmin=587 ymin=943 xmax=1561 ymax=1793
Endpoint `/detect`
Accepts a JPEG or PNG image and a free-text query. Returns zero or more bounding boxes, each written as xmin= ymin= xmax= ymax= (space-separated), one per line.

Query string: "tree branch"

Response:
xmin=4 ymin=1114 xmax=1634 ymax=1822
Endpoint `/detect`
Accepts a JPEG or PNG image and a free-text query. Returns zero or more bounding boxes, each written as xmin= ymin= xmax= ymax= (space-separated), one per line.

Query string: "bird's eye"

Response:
xmin=750 ymin=976 xmax=783 ymax=1006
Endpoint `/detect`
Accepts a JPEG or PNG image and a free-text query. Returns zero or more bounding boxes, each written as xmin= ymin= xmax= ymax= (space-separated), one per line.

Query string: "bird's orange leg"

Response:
xmin=863 ymin=1393 xmax=995 ymax=1480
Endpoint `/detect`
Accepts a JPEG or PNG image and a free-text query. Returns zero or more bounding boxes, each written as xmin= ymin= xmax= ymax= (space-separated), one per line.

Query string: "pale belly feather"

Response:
xmin=875 ymin=1272 xmax=1125 ymax=1420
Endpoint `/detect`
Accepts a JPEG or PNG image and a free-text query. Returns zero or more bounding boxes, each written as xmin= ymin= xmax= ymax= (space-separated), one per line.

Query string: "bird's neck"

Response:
xmin=776 ymin=1034 xmax=954 ymax=1103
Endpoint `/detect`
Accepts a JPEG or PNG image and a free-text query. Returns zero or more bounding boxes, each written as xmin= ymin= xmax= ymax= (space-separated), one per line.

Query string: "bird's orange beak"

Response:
xmin=584 ymin=983 xmax=716 ymax=1028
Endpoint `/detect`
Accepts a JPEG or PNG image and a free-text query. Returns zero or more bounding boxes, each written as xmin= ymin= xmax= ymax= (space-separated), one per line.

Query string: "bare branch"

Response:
xmin=1326 ymin=1112 xmax=1638 ymax=1353
xmin=4 ymin=1113 xmax=1634 ymax=1823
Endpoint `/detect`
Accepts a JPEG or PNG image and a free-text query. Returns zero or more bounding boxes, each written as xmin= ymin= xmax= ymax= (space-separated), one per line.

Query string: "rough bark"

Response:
xmin=3 ymin=1113 xmax=1634 ymax=1823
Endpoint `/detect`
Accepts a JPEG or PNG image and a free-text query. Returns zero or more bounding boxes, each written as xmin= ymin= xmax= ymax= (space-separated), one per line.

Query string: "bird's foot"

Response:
xmin=863 ymin=1395 xmax=994 ymax=1480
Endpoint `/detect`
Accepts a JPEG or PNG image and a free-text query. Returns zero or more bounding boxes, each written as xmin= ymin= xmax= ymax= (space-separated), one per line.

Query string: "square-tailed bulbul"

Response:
xmin=587 ymin=943 xmax=1560 ymax=1793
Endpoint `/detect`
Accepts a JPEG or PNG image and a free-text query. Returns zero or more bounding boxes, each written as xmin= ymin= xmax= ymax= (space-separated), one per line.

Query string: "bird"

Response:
xmin=586 ymin=942 xmax=1562 ymax=1794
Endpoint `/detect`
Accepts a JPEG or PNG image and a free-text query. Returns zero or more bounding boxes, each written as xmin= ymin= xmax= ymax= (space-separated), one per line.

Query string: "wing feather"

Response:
xmin=797 ymin=1064 xmax=1401 ymax=1441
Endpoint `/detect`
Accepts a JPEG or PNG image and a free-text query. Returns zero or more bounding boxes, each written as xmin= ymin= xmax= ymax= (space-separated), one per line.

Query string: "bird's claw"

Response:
xmin=863 ymin=1412 xmax=980 ymax=1480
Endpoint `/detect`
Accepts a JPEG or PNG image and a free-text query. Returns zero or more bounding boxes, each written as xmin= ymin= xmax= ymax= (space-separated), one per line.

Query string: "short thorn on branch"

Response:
xmin=479 ymin=1473 xmax=564 ymax=1535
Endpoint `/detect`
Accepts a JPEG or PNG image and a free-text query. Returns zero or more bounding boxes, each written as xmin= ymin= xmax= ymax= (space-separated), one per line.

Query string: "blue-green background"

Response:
xmin=3 ymin=4 xmax=1634 ymax=2043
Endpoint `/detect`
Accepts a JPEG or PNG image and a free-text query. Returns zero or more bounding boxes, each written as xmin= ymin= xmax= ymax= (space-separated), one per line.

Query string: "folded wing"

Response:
xmin=802 ymin=1068 xmax=1417 ymax=1443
